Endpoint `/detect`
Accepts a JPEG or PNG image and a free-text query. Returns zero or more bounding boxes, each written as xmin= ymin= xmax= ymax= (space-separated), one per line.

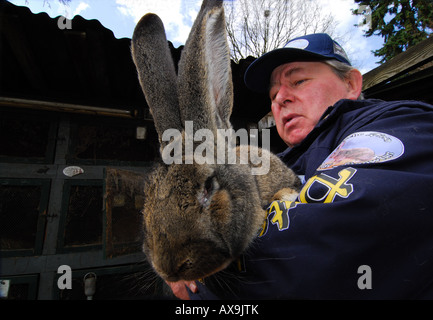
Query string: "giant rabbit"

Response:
xmin=131 ymin=0 xmax=301 ymax=283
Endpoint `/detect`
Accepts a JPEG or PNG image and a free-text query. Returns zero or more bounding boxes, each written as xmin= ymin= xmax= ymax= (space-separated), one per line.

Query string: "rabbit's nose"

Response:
xmin=161 ymin=258 xmax=194 ymax=282
xmin=177 ymin=258 xmax=194 ymax=275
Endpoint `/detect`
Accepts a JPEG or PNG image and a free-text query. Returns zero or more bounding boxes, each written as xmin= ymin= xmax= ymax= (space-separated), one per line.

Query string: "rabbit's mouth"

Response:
xmin=154 ymin=245 xmax=234 ymax=282
xmin=193 ymin=258 xmax=233 ymax=280
xmin=161 ymin=255 xmax=233 ymax=282
xmin=164 ymin=259 xmax=233 ymax=283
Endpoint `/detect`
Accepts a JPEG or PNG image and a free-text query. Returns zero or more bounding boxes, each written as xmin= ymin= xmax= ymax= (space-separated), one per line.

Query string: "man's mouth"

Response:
xmin=283 ymin=113 xmax=299 ymax=127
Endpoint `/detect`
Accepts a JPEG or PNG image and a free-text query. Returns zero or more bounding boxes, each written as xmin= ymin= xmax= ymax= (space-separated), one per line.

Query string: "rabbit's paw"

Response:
xmin=271 ymin=188 xmax=299 ymax=202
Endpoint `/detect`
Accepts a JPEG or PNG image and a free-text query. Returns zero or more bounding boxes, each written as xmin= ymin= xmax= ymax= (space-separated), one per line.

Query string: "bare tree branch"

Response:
xmin=224 ymin=0 xmax=338 ymax=62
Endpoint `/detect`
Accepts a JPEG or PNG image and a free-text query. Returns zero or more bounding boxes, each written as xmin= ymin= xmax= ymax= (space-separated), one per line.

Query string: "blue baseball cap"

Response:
xmin=244 ymin=33 xmax=351 ymax=93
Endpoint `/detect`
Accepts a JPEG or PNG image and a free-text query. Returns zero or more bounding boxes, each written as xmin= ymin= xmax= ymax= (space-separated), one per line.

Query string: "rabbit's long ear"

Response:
xmin=178 ymin=0 xmax=233 ymax=131
xmin=131 ymin=13 xmax=183 ymax=147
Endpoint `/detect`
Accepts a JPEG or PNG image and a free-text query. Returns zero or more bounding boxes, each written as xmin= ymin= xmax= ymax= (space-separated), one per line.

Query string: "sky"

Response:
xmin=7 ymin=0 xmax=384 ymax=74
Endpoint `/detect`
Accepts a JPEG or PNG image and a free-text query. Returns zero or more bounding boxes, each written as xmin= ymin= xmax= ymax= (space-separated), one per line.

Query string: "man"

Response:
xmin=173 ymin=33 xmax=433 ymax=299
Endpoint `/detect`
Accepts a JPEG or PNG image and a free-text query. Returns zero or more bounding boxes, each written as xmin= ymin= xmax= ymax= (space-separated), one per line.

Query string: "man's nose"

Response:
xmin=274 ymin=85 xmax=295 ymax=106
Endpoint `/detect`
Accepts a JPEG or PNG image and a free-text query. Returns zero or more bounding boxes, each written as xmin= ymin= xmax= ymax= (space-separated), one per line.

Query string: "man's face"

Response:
xmin=270 ymin=61 xmax=358 ymax=147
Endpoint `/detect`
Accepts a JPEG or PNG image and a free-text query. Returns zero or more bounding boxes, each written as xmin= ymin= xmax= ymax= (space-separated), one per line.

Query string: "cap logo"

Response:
xmin=285 ymin=39 xmax=309 ymax=50
xmin=333 ymin=42 xmax=349 ymax=61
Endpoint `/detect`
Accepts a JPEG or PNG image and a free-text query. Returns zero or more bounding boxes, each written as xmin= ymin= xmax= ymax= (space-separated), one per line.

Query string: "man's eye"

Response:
xmin=294 ymin=79 xmax=307 ymax=86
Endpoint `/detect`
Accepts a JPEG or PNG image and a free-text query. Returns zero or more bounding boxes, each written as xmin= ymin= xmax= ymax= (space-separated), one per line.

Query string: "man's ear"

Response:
xmin=346 ymin=68 xmax=363 ymax=100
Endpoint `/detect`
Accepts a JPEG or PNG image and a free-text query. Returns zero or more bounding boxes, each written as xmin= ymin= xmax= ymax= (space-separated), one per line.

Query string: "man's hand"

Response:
xmin=166 ymin=280 xmax=198 ymax=300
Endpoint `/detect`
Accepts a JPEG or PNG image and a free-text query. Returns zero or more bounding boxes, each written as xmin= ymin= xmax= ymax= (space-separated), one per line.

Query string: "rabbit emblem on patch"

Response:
xmin=131 ymin=0 xmax=301 ymax=283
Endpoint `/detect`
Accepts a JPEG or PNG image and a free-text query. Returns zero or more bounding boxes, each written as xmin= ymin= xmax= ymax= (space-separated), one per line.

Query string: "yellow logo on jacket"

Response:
xmin=261 ymin=167 xmax=357 ymax=236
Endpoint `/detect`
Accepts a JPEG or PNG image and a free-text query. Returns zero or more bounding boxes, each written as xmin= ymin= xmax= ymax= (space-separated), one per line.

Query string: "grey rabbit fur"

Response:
xmin=131 ymin=0 xmax=301 ymax=283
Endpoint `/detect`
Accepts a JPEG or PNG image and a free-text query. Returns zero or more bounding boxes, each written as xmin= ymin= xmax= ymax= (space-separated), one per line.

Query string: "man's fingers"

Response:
xmin=166 ymin=280 xmax=198 ymax=300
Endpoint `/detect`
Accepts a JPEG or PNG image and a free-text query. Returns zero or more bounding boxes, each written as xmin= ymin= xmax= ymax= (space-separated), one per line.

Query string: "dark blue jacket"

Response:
xmin=191 ymin=99 xmax=433 ymax=299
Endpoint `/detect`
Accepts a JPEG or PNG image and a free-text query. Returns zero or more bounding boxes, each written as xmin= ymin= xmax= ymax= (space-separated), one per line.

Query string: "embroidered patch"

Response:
xmin=318 ymin=131 xmax=404 ymax=171
xmin=285 ymin=39 xmax=309 ymax=50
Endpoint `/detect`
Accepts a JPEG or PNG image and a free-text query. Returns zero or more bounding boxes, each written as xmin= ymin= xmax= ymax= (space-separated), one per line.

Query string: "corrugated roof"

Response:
xmin=0 ymin=1 xmax=271 ymax=123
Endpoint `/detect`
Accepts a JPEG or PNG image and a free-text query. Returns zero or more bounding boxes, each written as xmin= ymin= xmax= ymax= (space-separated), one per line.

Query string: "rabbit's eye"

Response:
xmin=181 ymin=203 xmax=190 ymax=210
xmin=198 ymin=176 xmax=218 ymax=207
xmin=204 ymin=177 xmax=214 ymax=195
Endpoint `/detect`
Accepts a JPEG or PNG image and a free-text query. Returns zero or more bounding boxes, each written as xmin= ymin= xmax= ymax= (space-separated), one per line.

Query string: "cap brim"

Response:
xmin=244 ymin=48 xmax=332 ymax=94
